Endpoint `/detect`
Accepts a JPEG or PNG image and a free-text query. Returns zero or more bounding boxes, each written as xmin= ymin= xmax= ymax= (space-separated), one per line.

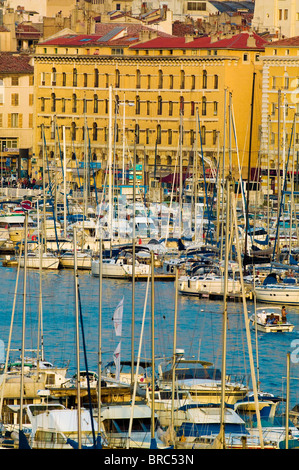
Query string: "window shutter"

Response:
xmin=19 ymin=114 xmax=23 ymax=128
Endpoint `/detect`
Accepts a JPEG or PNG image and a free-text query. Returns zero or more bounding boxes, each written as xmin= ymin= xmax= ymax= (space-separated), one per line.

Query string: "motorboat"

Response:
xmin=19 ymin=251 xmax=60 ymax=270
xmin=59 ymin=250 xmax=92 ymax=270
xmin=91 ymin=252 xmax=150 ymax=279
xmin=157 ymin=356 xmax=248 ymax=405
xmin=255 ymin=273 xmax=299 ymax=305
xmin=7 ymin=403 xmax=101 ymax=449
xmin=249 ymin=307 xmax=295 ymax=333
xmin=178 ymin=272 xmax=242 ymax=297
xmin=100 ymin=403 xmax=166 ymax=449
xmin=175 ymin=403 xmax=253 ymax=449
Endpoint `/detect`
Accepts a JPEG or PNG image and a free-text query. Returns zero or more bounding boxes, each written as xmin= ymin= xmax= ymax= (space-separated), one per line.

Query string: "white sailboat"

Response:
xmin=91 ymin=252 xmax=150 ymax=279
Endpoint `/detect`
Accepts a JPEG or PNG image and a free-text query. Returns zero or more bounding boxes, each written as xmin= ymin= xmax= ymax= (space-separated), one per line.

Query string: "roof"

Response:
xmin=16 ymin=23 xmax=42 ymax=39
xmin=267 ymin=36 xmax=299 ymax=47
xmin=0 ymin=53 xmax=34 ymax=74
xmin=132 ymin=31 xmax=267 ymax=50
xmin=210 ymin=1 xmax=255 ymax=13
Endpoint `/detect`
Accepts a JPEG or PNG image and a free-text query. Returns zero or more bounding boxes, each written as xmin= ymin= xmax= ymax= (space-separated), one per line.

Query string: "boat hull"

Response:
xmin=255 ymin=286 xmax=299 ymax=305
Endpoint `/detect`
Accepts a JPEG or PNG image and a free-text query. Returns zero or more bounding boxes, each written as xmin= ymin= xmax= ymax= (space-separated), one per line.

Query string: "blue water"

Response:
xmin=0 ymin=263 xmax=299 ymax=411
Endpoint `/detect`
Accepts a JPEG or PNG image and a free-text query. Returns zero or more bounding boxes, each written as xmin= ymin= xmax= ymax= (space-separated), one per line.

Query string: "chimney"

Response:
xmin=185 ymin=34 xmax=194 ymax=43
xmin=246 ymin=33 xmax=256 ymax=48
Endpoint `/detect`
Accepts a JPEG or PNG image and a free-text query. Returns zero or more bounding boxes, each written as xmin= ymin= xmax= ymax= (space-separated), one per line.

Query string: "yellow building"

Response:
xmin=260 ymin=36 xmax=299 ymax=195
xmin=32 ymin=27 xmax=266 ymax=188
xmin=0 ymin=52 xmax=34 ymax=177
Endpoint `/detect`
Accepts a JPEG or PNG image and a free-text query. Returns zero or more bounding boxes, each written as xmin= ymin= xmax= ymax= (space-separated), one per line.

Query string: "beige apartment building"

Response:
xmin=0 ymin=53 xmax=34 ymax=177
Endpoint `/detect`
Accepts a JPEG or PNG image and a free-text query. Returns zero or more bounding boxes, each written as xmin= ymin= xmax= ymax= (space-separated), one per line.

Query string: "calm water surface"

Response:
xmin=0 ymin=263 xmax=299 ymax=410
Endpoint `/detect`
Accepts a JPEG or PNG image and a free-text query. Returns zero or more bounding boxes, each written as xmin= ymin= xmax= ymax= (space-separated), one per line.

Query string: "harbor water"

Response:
xmin=0 ymin=261 xmax=299 ymax=411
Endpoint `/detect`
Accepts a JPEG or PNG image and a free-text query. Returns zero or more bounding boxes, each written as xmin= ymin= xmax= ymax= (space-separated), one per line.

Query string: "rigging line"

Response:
xmin=78 ymin=286 xmax=96 ymax=446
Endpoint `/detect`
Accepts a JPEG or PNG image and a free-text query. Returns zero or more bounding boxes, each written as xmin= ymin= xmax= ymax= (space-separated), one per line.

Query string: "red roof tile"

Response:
xmin=132 ymin=31 xmax=268 ymax=50
xmin=0 ymin=53 xmax=33 ymax=74
xmin=268 ymin=36 xmax=299 ymax=47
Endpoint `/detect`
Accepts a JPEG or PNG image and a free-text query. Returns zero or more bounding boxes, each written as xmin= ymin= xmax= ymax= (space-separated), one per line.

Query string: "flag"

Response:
xmin=112 ymin=297 xmax=123 ymax=337
xmin=113 ymin=342 xmax=121 ymax=381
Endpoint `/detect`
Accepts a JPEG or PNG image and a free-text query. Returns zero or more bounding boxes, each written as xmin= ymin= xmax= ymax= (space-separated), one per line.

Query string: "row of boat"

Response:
xmin=0 ymin=191 xmax=298 ymax=449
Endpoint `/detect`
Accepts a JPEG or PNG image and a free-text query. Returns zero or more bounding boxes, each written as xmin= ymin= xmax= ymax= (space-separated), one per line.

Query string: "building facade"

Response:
xmin=32 ymin=28 xmax=266 ymax=187
xmin=0 ymin=53 xmax=34 ymax=177
xmin=260 ymin=37 xmax=299 ymax=195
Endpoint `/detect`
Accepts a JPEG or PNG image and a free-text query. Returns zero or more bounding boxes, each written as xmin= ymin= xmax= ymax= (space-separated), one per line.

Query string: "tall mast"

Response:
xmin=74 ymin=228 xmax=82 ymax=449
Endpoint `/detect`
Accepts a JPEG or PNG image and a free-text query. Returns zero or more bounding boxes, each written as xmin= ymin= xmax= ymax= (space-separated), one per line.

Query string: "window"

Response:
xmin=214 ymin=101 xmax=218 ymax=116
xmin=111 ymin=48 xmax=124 ymax=55
xmin=136 ymin=70 xmax=141 ymax=89
xmin=136 ymin=96 xmax=140 ymax=115
xmin=213 ymin=129 xmax=217 ymax=145
xmin=93 ymin=122 xmax=98 ymax=141
xmin=169 ymin=75 xmax=174 ymax=89
xmin=168 ymin=129 xmax=172 ymax=145
xmin=191 ymin=101 xmax=195 ymax=116
xmin=202 ymin=96 xmax=207 ymax=116
xmin=83 ymin=98 xmax=87 ymax=114
xmin=180 ymin=96 xmax=184 ymax=115
xmin=10 ymin=113 xmax=19 ymax=128
xmin=52 ymin=67 xmax=56 ymax=85
xmin=214 ymin=74 xmax=218 ymax=89
xmin=157 ymin=96 xmax=162 ymax=115
xmin=73 ymin=68 xmax=77 ymax=87
xmin=191 ymin=75 xmax=195 ymax=90
xmin=115 ymin=69 xmax=120 ymax=88
xmin=284 ymin=75 xmax=289 ymax=89
xmin=272 ymin=76 xmax=276 ymax=89
xmin=169 ymin=101 xmax=173 ymax=116
xmin=62 ymin=72 xmax=66 ymax=87
xmin=135 ymin=124 xmax=140 ymax=144
xmin=51 ymin=93 xmax=56 ymax=112
xmin=41 ymin=97 xmax=45 ymax=112
xmin=147 ymin=75 xmax=151 ymax=89
xmin=71 ymin=122 xmax=76 ymax=140
xmin=11 ymin=76 xmax=19 ymax=86
xmin=201 ymin=125 xmax=206 ymax=145
xmin=62 ymin=98 xmax=66 ymax=113
xmin=202 ymin=70 xmax=207 ymax=89
xmin=29 ymin=75 xmax=34 ymax=86
xmin=243 ymin=53 xmax=249 ymax=62
xmin=11 ymin=93 xmax=19 ymax=106
xmin=94 ymin=94 xmax=98 ymax=113
xmin=180 ymin=70 xmax=185 ymax=89
xmin=146 ymin=101 xmax=150 ymax=115
xmin=157 ymin=124 xmax=161 ymax=144
xmin=29 ymin=94 xmax=34 ymax=106
xmin=158 ymin=70 xmax=163 ymax=89
xmin=187 ymin=2 xmax=206 ymax=10
xmin=94 ymin=69 xmax=99 ymax=87
xmin=146 ymin=129 xmax=150 ymax=144
xmin=284 ymin=9 xmax=288 ymax=19
xmin=72 ymin=94 xmax=77 ymax=113
xmin=190 ymin=129 xmax=195 ymax=146
xmin=278 ymin=9 xmax=282 ymax=20
xmin=83 ymin=73 xmax=88 ymax=87
xmin=105 ymin=73 xmax=109 ymax=88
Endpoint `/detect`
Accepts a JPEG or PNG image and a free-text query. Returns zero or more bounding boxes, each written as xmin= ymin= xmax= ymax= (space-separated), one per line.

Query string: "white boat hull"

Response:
xmin=178 ymin=276 xmax=242 ymax=296
xmin=20 ymin=255 xmax=60 ymax=270
xmin=255 ymin=285 xmax=299 ymax=305
xmin=91 ymin=259 xmax=150 ymax=278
